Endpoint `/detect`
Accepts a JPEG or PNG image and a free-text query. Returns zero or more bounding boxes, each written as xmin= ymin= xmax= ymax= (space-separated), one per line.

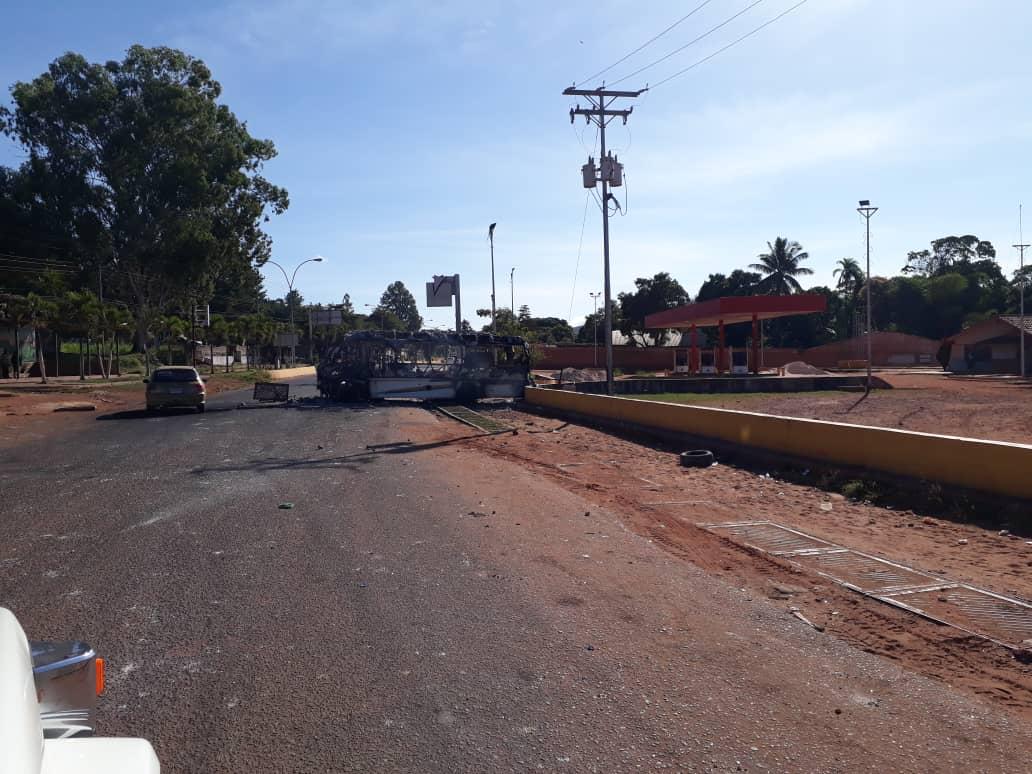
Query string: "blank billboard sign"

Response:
xmin=426 ymin=277 xmax=455 ymax=307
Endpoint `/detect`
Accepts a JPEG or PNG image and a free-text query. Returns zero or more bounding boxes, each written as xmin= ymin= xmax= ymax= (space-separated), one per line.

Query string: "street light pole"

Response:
xmin=857 ymin=201 xmax=878 ymax=397
xmin=510 ymin=267 xmax=515 ymax=315
xmin=589 ymin=291 xmax=601 ymax=367
xmin=266 ymin=256 xmax=324 ymax=367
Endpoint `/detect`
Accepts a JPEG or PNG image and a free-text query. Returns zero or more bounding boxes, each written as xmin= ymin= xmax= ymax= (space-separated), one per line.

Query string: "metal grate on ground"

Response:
xmin=875 ymin=585 xmax=1032 ymax=648
xmin=436 ymin=404 xmax=513 ymax=434
xmin=701 ymin=520 xmax=1032 ymax=649
xmin=702 ymin=521 xmax=840 ymax=557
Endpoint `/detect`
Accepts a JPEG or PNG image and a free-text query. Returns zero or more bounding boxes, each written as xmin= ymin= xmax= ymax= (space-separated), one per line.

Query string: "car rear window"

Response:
xmin=152 ymin=369 xmax=200 ymax=382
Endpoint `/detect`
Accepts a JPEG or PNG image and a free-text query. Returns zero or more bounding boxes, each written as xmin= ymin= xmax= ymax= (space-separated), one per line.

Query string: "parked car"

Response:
xmin=145 ymin=366 xmax=206 ymax=413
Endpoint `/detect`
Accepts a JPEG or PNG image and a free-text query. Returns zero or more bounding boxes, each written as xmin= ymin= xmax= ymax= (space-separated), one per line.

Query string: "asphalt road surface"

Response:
xmin=2 ymin=379 xmax=1030 ymax=772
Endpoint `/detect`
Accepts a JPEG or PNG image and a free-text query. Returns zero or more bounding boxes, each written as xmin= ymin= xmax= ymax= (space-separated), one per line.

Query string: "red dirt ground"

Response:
xmin=642 ymin=372 xmax=1032 ymax=445
xmin=421 ymin=406 xmax=1032 ymax=721
xmin=0 ymin=375 xmax=256 ymax=448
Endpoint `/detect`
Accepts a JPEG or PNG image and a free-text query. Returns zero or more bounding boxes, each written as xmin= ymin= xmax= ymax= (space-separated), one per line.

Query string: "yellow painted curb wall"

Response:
xmin=525 ymin=387 xmax=1032 ymax=500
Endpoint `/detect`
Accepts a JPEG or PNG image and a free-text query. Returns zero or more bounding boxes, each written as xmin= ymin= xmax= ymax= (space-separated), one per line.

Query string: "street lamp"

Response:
xmin=589 ymin=291 xmax=601 ymax=367
xmin=265 ymin=256 xmax=324 ymax=366
xmin=857 ymin=201 xmax=878 ymax=397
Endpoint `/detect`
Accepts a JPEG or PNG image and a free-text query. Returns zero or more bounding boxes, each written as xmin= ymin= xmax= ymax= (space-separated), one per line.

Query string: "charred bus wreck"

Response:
xmin=316 ymin=330 xmax=532 ymax=401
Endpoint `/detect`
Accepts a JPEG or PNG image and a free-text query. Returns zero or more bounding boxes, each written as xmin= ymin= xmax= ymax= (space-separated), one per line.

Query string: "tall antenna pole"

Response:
xmin=488 ymin=223 xmax=497 ymax=334
xmin=564 ymin=85 xmax=646 ymax=395
xmin=857 ymin=200 xmax=878 ymax=397
xmin=1015 ymin=204 xmax=1029 ymax=378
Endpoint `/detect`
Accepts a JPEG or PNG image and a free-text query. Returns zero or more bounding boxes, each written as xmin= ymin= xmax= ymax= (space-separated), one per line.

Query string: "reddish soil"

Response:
xmin=0 ymin=374 xmax=256 ymax=448
xmin=650 ymin=372 xmax=1032 ymax=444
xmin=422 ymin=406 xmax=1032 ymax=721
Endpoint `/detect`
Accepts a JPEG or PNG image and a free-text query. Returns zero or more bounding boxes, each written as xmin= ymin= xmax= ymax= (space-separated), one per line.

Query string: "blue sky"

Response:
xmin=2 ymin=1 xmax=1030 ymax=327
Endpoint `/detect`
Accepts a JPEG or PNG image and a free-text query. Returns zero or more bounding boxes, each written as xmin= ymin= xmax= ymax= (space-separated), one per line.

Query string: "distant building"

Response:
xmin=944 ymin=316 xmax=1032 ymax=375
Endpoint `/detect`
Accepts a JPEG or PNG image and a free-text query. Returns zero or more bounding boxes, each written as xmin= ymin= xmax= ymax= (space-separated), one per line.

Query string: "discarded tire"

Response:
xmin=680 ymin=450 xmax=714 ymax=468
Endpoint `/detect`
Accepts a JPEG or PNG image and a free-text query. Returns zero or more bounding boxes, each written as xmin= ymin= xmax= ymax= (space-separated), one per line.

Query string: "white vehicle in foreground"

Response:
xmin=1 ymin=607 xmax=160 ymax=774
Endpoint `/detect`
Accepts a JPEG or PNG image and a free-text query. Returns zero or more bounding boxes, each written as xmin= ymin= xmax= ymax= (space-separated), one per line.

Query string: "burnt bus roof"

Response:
xmin=337 ymin=330 xmax=529 ymax=347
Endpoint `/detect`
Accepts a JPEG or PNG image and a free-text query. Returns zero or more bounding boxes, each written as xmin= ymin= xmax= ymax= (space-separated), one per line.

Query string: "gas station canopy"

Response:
xmin=644 ymin=294 xmax=827 ymax=329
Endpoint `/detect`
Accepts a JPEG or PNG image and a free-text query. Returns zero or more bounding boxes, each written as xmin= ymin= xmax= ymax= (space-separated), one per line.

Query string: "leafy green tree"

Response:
xmin=0 ymin=46 xmax=289 ymax=349
xmin=617 ymin=272 xmax=689 ymax=346
xmin=832 ymin=258 xmax=865 ymax=297
xmin=475 ymin=307 xmax=522 ymax=336
xmin=750 ymin=238 xmax=813 ymax=295
xmin=376 ymin=281 xmax=422 ymax=331
xmin=5 ymin=293 xmax=58 ymax=382
xmin=903 ymin=235 xmax=996 ymax=276
xmin=695 ymin=270 xmax=761 ymax=302
xmin=523 ymin=317 xmax=574 ymax=344
xmin=576 ymin=310 xmax=605 ymax=344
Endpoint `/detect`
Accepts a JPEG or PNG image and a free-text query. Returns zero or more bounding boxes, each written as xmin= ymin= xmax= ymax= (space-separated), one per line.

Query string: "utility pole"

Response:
xmin=488 ymin=223 xmax=497 ymax=334
xmin=857 ymin=200 xmax=878 ymax=397
xmin=1015 ymin=204 xmax=1029 ymax=378
xmin=589 ymin=291 xmax=601 ymax=367
xmin=510 ymin=267 xmax=515 ymax=316
xmin=565 ymin=85 xmax=645 ymax=395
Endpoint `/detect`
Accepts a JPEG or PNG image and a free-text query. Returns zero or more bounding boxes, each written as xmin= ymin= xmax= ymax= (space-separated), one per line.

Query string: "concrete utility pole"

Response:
xmin=1015 ymin=204 xmax=1029 ymax=378
xmin=565 ymin=86 xmax=645 ymax=395
xmin=589 ymin=291 xmax=601 ymax=367
xmin=488 ymin=223 xmax=497 ymax=334
xmin=857 ymin=201 xmax=878 ymax=397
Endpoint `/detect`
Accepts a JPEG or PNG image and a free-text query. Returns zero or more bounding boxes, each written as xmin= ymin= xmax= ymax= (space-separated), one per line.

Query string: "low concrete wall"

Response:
xmin=566 ymin=374 xmax=885 ymax=395
xmin=524 ymin=387 xmax=1032 ymax=501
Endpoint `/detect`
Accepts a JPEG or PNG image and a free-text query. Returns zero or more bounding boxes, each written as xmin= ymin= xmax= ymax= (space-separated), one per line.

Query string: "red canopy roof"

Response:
xmin=645 ymin=294 xmax=827 ymax=329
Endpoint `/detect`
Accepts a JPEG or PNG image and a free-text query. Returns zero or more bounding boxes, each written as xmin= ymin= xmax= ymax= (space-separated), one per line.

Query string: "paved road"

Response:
xmin=2 ymin=380 xmax=1030 ymax=772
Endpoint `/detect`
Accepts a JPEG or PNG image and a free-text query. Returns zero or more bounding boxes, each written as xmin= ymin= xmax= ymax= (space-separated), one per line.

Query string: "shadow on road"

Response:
xmin=97 ymin=406 xmax=236 ymax=421
xmin=189 ymin=432 xmax=492 ymax=476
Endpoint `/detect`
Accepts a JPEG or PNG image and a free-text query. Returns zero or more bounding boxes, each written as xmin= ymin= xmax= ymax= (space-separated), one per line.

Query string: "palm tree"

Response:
xmin=750 ymin=237 xmax=813 ymax=295
xmin=833 ymin=257 xmax=865 ymax=297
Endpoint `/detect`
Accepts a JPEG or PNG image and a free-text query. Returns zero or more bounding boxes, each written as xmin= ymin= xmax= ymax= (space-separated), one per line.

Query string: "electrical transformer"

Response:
xmin=581 ymin=157 xmax=597 ymax=188
xmin=602 ymin=153 xmax=623 ymax=187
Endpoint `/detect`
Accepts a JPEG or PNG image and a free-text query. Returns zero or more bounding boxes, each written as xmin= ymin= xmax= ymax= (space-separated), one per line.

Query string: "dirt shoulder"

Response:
xmin=635 ymin=371 xmax=1032 ymax=444
xmin=425 ymin=404 xmax=1032 ymax=722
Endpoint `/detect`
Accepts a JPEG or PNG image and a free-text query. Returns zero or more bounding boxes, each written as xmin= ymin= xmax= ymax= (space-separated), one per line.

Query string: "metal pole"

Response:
xmin=600 ymin=120 xmax=614 ymax=394
xmin=489 ymin=224 xmax=497 ymax=334
xmin=866 ymin=214 xmax=871 ymax=393
xmin=308 ymin=307 xmax=314 ymax=364
xmin=287 ymin=287 xmax=295 ymax=367
xmin=1015 ymin=204 xmax=1028 ymax=378
xmin=857 ymin=202 xmax=878 ymax=397
xmin=453 ymin=274 xmax=462 ymax=333
xmin=510 ymin=267 xmax=515 ymax=314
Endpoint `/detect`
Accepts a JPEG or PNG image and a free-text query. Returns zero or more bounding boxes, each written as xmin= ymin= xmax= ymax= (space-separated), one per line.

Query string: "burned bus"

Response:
xmin=316 ymin=330 xmax=532 ymax=401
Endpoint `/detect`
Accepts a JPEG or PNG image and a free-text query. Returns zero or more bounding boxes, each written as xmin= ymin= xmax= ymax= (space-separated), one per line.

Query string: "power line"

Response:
xmin=576 ymin=0 xmax=716 ymax=86
xmin=609 ymin=0 xmax=766 ymax=86
xmin=568 ymin=192 xmax=591 ymax=320
xmin=649 ymin=0 xmax=811 ymax=89
xmin=0 ymin=251 xmax=77 ymax=266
